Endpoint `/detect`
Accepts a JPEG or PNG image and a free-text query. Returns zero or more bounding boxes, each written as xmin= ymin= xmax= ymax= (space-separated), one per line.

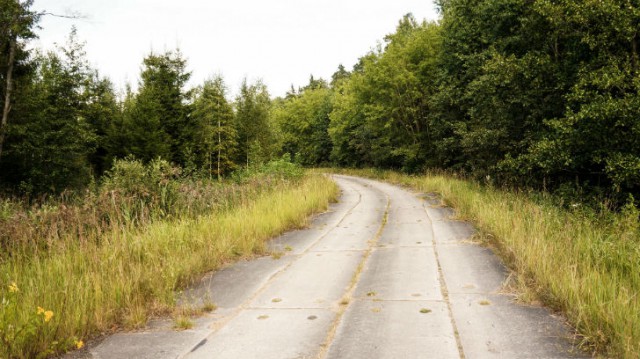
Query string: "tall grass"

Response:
xmin=334 ymin=168 xmax=639 ymax=358
xmin=0 ymin=161 xmax=337 ymax=358
xmin=0 ymin=158 xmax=302 ymax=259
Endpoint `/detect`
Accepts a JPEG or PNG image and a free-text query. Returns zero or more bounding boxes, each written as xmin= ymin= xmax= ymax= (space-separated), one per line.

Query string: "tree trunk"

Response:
xmin=217 ymin=117 xmax=221 ymax=181
xmin=0 ymin=35 xmax=17 ymax=161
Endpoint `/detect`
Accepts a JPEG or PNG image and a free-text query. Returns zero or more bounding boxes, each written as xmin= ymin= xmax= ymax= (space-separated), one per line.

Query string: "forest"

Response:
xmin=2 ymin=0 xmax=640 ymax=208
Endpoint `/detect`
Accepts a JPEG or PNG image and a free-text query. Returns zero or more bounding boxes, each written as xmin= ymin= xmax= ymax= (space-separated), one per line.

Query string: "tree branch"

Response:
xmin=39 ymin=11 xmax=85 ymax=20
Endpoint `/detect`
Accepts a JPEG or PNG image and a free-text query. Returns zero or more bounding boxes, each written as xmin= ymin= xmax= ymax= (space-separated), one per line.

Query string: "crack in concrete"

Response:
xmin=425 ymin=202 xmax=467 ymax=359
xmin=315 ymin=176 xmax=391 ymax=359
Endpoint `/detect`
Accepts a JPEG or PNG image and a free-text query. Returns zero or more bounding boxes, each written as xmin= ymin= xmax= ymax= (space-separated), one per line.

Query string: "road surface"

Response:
xmin=88 ymin=175 xmax=585 ymax=359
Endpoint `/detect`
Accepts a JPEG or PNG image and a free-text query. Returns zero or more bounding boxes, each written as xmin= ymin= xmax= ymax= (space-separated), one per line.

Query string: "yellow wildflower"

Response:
xmin=37 ymin=306 xmax=45 ymax=314
xmin=44 ymin=310 xmax=53 ymax=322
xmin=8 ymin=282 xmax=18 ymax=293
xmin=75 ymin=340 xmax=84 ymax=349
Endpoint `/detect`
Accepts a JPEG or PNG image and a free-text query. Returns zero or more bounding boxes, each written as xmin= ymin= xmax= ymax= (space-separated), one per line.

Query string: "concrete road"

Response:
xmin=87 ymin=175 xmax=585 ymax=359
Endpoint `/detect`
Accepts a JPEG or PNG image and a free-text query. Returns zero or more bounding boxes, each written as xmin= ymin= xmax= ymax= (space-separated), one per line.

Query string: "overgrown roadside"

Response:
xmin=329 ymin=169 xmax=639 ymax=359
xmin=0 ymin=162 xmax=338 ymax=358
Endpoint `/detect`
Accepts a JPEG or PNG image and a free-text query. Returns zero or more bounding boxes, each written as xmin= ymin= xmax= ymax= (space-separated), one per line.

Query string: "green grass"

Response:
xmin=173 ymin=316 xmax=194 ymax=330
xmin=0 ymin=173 xmax=338 ymax=358
xmin=333 ymin=168 xmax=639 ymax=358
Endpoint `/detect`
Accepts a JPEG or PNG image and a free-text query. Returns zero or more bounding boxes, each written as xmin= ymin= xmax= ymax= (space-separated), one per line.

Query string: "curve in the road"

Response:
xmin=89 ymin=175 xmax=585 ymax=359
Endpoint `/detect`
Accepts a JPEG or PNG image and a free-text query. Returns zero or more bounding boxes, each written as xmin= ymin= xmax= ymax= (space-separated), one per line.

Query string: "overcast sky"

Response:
xmin=31 ymin=0 xmax=440 ymax=98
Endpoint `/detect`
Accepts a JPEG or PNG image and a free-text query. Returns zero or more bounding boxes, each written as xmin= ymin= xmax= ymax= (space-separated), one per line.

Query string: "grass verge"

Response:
xmin=333 ymin=168 xmax=639 ymax=358
xmin=0 ymin=173 xmax=338 ymax=358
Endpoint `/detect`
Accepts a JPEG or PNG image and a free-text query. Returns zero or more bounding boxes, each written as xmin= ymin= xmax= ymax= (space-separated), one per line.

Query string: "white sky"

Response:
xmin=31 ymin=0 xmax=440 ymax=98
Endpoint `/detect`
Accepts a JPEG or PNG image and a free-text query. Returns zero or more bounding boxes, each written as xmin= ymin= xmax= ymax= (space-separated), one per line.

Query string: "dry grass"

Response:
xmin=0 ymin=173 xmax=338 ymax=358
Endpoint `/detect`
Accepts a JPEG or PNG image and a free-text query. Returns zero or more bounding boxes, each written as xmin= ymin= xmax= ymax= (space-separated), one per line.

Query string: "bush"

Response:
xmin=233 ymin=155 xmax=304 ymax=183
xmin=101 ymin=157 xmax=182 ymax=220
xmin=102 ymin=157 xmax=180 ymax=199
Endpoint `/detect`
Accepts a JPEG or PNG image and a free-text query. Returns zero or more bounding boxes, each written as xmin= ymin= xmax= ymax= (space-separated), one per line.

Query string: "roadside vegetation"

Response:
xmin=0 ymin=160 xmax=338 ymax=358
xmin=334 ymin=168 xmax=639 ymax=358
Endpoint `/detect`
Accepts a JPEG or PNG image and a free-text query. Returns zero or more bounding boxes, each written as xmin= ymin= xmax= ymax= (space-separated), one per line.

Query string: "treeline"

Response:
xmin=1 ymin=1 xmax=277 ymax=195
xmin=274 ymin=1 xmax=640 ymax=207
xmin=2 ymin=0 xmax=640 ymax=206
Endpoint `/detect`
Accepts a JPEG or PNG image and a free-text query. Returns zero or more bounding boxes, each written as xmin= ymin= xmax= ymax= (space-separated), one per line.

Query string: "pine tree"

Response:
xmin=1 ymin=28 xmax=95 ymax=193
xmin=235 ymin=79 xmax=273 ymax=167
xmin=125 ymin=50 xmax=192 ymax=165
xmin=192 ymin=76 xmax=237 ymax=178
xmin=0 ymin=0 xmax=39 ymax=161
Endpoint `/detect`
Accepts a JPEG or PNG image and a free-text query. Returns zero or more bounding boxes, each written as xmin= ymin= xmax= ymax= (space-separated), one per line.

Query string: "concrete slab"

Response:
xmin=437 ymin=244 xmax=508 ymax=295
xmin=449 ymin=293 xmax=584 ymax=358
xmin=309 ymin=176 xmax=386 ymax=252
xmin=432 ymin=219 xmax=476 ymax=244
xmin=250 ymin=251 xmax=364 ymax=309
xmin=326 ymin=300 xmax=460 ymax=359
xmin=377 ymin=222 xmax=433 ymax=247
xmin=181 ymin=256 xmax=294 ymax=309
xmin=185 ymin=309 xmax=335 ymax=359
xmin=389 ymin=205 xmax=430 ymax=224
xmin=268 ymin=224 xmax=332 ymax=255
xmin=92 ymin=326 xmax=208 ymax=359
xmin=309 ymin=225 xmax=378 ymax=251
xmin=425 ymin=205 xmax=457 ymax=221
xmin=355 ymin=247 xmax=442 ymax=301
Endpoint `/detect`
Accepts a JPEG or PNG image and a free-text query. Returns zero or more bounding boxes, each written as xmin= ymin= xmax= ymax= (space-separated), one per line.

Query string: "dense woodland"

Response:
xmin=2 ymin=0 xmax=640 ymax=207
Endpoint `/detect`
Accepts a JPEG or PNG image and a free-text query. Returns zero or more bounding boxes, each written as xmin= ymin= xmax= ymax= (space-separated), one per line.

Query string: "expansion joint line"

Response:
xmin=425 ymin=204 xmax=466 ymax=359
xmin=316 ymin=179 xmax=391 ymax=359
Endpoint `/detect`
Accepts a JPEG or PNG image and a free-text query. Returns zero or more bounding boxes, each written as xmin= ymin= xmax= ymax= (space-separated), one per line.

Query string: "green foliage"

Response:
xmin=330 ymin=64 xmax=350 ymax=87
xmin=235 ymin=78 xmax=274 ymax=167
xmin=1 ymin=29 xmax=96 ymax=194
xmin=324 ymin=3 xmax=640 ymax=206
xmin=328 ymin=70 xmax=374 ymax=167
xmin=233 ymin=155 xmax=304 ymax=183
xmin=0 ymin=0 xmax=40 ymax=157
xmin=191 ymin=76 xmax=237 ymax=178
xmin=1 ymin=282 xmax=81 ymax=358
xmin=0 ymin=0 xmax=39 ymax=55
xmin=1 ymin=35 xmax=277 ymax=196
xmin=432 ymin=0 xmax=640 ymax=204
xmin=84 ymin=74 xmax=120 ymax=176
xmin=102 ymin=157 xmax=181 ymax=201
xmin=329 ymin=15 xmax=441 ymax=171
xmin=272 ymin=77 xmax=333 ymax=166
xmin=116 ymin=50 xmax=192 ymax=165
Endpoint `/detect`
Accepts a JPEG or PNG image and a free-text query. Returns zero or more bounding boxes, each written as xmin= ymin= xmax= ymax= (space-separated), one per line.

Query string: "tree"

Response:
xmin=235 ymin=78 xmax=273 ymax=167
xmin=330 ymin=64 xmax=350 ymax=88
xmin=432 ymin=0 xmax=575 ymax=181
xmin=433 ymin=0 xmax=640 ymax=202
xmin=329 ymin=15 xmax=441 ymax=171
xmin=518 ymin=0 xmax=640 ymax=200
xmin=120 ymin=50 xmax=192 ymax=165
xmin=0 ymin=28 xmax=96 ymax=193
xmin=192 ymin=76 xmax=237 ymax=178
xmin=329 ymin=68 xmax=374 ymax=167
xmin=0 ymin=0 xmax=39 ymax=161
xmin=84 ymin=73 xmax=120 ymax=176
xmin=272 ymin=77 xmax=333 ymax=166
